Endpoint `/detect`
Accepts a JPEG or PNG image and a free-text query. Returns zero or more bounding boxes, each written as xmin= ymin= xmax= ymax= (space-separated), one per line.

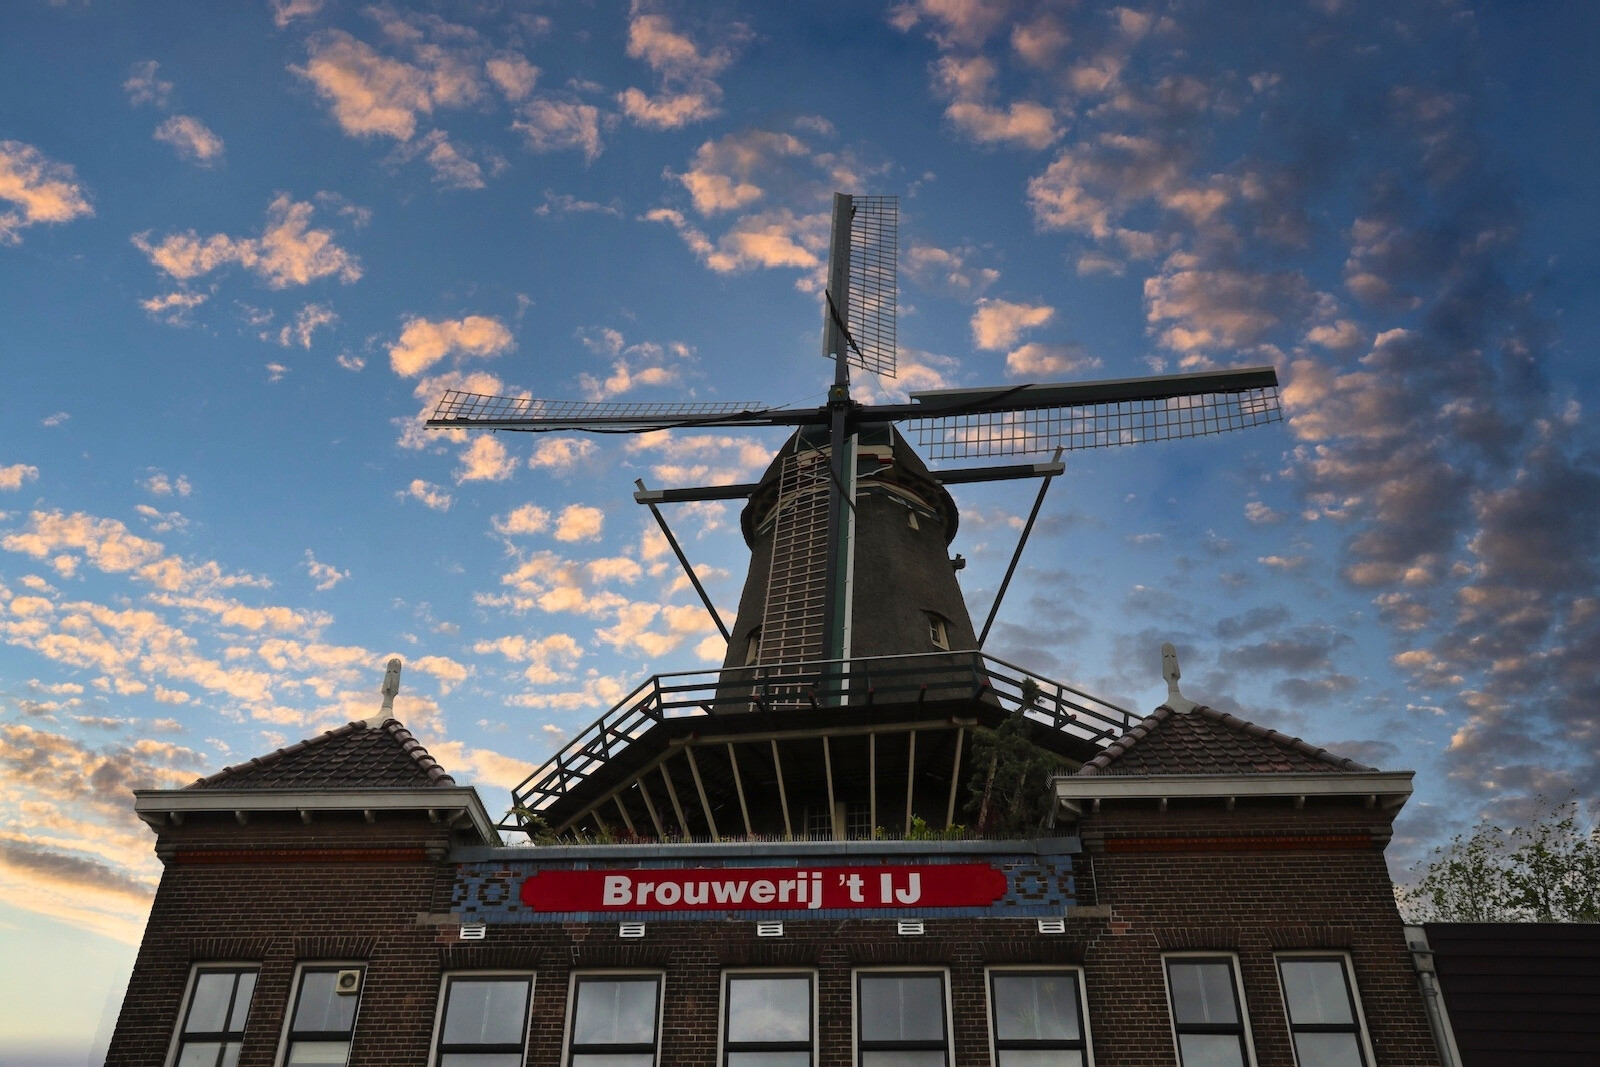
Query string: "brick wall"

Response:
xmin=108 ymin=797 xmax=1443 ymax=1066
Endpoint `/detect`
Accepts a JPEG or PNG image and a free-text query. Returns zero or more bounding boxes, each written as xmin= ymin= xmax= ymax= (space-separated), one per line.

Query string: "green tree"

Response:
xmin=964 ymin=707 xmax=1062 ymax=838
xmin=1399 ymin=796 xmax=1600 ymax=922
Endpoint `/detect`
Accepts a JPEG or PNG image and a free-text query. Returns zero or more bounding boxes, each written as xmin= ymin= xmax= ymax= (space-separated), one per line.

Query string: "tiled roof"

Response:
xmin=1078 ymin=704 xmax=1374 ymax=777
xmin=186 ymin=717 xmax=456 ymax=790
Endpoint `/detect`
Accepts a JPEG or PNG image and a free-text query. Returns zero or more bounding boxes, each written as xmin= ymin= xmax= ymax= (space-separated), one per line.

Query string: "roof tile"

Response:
xmin=1078 ymin=704 xmax=1374 ymax=776
xmin=186 ymin=718 xmax=456 ymax=790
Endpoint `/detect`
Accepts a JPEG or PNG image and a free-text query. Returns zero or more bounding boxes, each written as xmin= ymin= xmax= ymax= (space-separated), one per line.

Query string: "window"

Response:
xmin=988 ymin=969 xmax=1089 ymax=1066
xmin=567 ymin=974 xmax=662 ymax=1066
xmin=723 ymin=972 xmax=814 ymax=1066
xmin=172 ymin=966 xmax=257 ymax=1067
xmin=856 ymin=971 xmax=949 ymax=1066
xmin=282 ymin=966 xmax=364 ymax=1067
xmin=744 ymin=628 xmax=762 ymax=666
xmin=433 ymin=975 xmax=533 ymax=1067
xmin=1276 ymin=957 xmax=1369 ymax=1067
xmin=926 ymin=613 xmax=949 ymax=651
xmin=1165 ymin=957 xmax=1252 ymax=1067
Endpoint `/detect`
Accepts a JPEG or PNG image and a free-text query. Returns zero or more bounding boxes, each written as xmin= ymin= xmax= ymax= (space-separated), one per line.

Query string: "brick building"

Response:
xmin=107 ymin=677 xmax=1450 ymax=1067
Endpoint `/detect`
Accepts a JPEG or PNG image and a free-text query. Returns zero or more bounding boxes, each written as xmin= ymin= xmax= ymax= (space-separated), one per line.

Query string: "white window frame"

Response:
xmin=926 ymin=613 xmax=950 ymax=651
xmin=851 ymin=966 xmax=954 ymax=1067
xmin=1161 ymin=952 xmax=1258 ymax=1067
xmin=983 ymin=965 xmax=1094 ymax=1067
xmin=562 ymin=969 xmax=665 ymax=1066
xmin=718 ymin=968 xmax=819 ymax=1067
xmin=274 ymin=960 xmax=367 ymax=1067
xmin=164 ymin=962 xmax=260 ymax=1067
xmin=426 ymin=970 xmax=536 ymax=1067
xmin=1274 ymin=952 xmax=1376 ymax=1067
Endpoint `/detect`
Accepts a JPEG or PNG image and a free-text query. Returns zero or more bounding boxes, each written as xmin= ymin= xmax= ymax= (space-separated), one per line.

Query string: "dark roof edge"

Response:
xmin=1077 ymin=703 xmax=1378 ymax=776
xmin=185 ymin=717 xmax=456 ymax=789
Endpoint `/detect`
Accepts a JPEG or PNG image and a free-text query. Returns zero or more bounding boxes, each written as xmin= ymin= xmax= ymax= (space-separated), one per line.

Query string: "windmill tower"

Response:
xmin=429 ymin=194 xmax=1281 ymax=841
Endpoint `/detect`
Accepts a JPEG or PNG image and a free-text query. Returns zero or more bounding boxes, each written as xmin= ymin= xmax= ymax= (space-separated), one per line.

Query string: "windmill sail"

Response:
xmin=427 ymin=391 xmax=782 ymax=432
xmin=843 ymin=195 xmax=898 ymax=378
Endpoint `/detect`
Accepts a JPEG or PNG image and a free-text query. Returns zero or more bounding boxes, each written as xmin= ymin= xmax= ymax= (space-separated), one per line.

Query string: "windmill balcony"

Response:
xmin=506 ymin=650 xmax=1136 ymax=844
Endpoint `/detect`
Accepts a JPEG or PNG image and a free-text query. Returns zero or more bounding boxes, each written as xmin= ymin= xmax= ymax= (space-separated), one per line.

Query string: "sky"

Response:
xmin=1 ymin=0 xmax=1597 ymax=1058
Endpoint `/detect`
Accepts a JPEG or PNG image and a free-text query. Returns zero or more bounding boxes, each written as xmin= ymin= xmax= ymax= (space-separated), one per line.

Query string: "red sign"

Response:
xmin=520 ymin=863 xmax=1007 ymax=913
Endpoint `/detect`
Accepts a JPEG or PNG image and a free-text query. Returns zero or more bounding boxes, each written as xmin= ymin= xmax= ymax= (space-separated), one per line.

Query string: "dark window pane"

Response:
xmin=992 ymin=974 xmax=1080 ymax=1041
xmin=859 ymin=975 xmax=944 ymax=1042
xmin=573 ymin=979 xmax=659 ymax=1045
xmin=727 ymin=1054 xmax=812 ymax=1067
xmin=1177 ymin=1033 xmax=1245 ymax=1067
xmin=727 ymin=976 xmax=810 ymax=1043
xmin=1293 ymin=1032 xmax=1365 ymax=1067
xmin=292 ymin=972 xmax=358 ymax=1033
xmin=571 ymin=1056 xmax=656 ymax=1067
xmin=285 ymin=1041 xmax=351 ymax=1066
xmin=442 ymin=978 xmax=531 ymax=1045
xmin=185 ymin=973 xmax=235 ymax=1034
xmin=440 ymin=1055 xmax=525 ymax=1067
xmin=1280 ymin=961 xmax=1355 ymax=1026
xmin=997 ymin=1053 xmax=1082 ymax=1067
xmin=861 ymin=1053 xmax=946 ymax=1067
xmin=177 ymin=1043 xmax=223 ymax=1067
xmin=1169 ymin=962 xmax=1239 ymax=1026
xmin=228 ymin=973 xmax=256 ymax=1032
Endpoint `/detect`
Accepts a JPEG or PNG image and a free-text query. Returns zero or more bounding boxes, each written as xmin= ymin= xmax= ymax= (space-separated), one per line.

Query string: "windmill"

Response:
xmin=429 ymin=194 xmax=1281 ymax=840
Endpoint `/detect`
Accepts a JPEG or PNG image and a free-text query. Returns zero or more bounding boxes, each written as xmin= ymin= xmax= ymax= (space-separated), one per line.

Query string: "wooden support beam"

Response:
xmin=727 ymin=742 xmax=753 ymax=837
xmin=637 ymin=778 xmax=667 ymax=839
xmin=823 ymin=736 xmax=839 ymax=840
xmin=660 ymin=762 xmax=690 ymax=838
xmin=945 ymin=727 xmax=965 ymax=830
xmin=904 ymin=730 xmax=917 ymax=836
xmin=771 ymin=739 xmax=793 ymax=841
xmin=613 ymin=794 xmax=637 ymax=835
xmin=589 ymin=805 xmax=611 ymax=838
xmin=869 ymin=732 xmax=877 ymax=836
xmin=684 ymin=746 xmax=720 ymax=842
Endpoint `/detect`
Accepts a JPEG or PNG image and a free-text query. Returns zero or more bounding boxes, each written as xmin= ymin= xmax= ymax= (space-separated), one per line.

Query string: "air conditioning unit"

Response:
xmin=335 ymin=969 xmax=362 ymax=996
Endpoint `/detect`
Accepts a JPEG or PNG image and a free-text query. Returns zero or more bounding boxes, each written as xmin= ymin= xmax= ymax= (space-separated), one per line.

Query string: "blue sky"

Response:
xmin=2 ymin=0 xmax=1596 ymax=1057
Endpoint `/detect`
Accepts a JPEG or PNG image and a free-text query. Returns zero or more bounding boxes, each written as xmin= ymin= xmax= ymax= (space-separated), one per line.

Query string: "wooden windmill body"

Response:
xmin=429 ymin=194 xmax=1282 ymax=841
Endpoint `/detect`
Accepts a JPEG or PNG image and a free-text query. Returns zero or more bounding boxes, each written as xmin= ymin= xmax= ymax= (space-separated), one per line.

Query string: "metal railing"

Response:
xmin=508 ymin=651 xmax=1138 ymax=819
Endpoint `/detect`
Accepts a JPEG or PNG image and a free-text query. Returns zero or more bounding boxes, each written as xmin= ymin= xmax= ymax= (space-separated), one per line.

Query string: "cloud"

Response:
xmin=388 ymin=314 xmax=513 ymax=377
xmin=276 ymin=303 xmax=337 ymax=348
xmin=646 ymin=206 xmax=828 ymax=275
xmin=971 ymin=298 xmax=1055 ymax=350
xmin=528 ymin=437 xmax=597 ymax=472
xmin=888 ymin=0 xmax=1009 ymax=49
xmin=472 ymin=632 xmax=582 ymax=684
xmin=387 ymin=129 xmax=492 ymax=190
xmin=486 ymin=54 xmax=538 ymax=102
xmin=0 ymin=141 xmax=94 ymax=244
xmin=454 ymin=435 xmax=517 ymax=483
xmin=0 ymin=465 xmax=39 ymax=492
xmin=553 ymin=504 xmax=604 ymax=543
xmin=1143 ymin=257 xmax=1313 ymax=353
xmin=141 ymin=289 xmax=210 ymax=325
xmin=1012 ymin=14 xmax=1070 ymax=66
xmin=617 ymin=11 xmax=747 ymax=130
xmin=153 ymin=115 xmax=225 ymax=165
xmin=673 ymin=130 xmax=809 ymax=215
xmin=536 ymin=191 xmax=623 ymax=218
xmin=512 ymin=98 xmax=603 ymax=162
xmin=41 ymin=411 xmax=69 ymax=428
xmin=905 ymin=242 xmax=999 ymax=294
xmin=122 ymin=60 xmax=172 ymax=107
xmin=271 ymin=0 xmax=323 ymax=28
xmin=403 ymin=479 xmax=451 ymax=511
xmin=293 ymin=28 xmax=482 ymax=141
xmin=931 ymin=56 xmax=1059 ymax=149
xmin=1005 ymin=342 xmax=1100 ymax=378
xmin=141 ymin=471 xmax=192 ymax=497
xmin=303 ymin=550 xmax=348 ymax=591
xmin=492 ymin=504 xmax=550 ymax=537
xmin=133 ymin=194 xmax=361 ymax=289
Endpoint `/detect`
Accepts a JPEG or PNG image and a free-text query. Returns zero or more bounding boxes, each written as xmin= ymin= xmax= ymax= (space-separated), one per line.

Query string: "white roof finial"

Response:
xmin=1161 ymin=642 xmax=1196 ymax=714
xmin=367 ymin=657 xmax=403 ymax=726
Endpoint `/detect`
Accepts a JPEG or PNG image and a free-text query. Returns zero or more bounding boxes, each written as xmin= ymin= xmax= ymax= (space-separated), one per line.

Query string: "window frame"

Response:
xmin=1162 ymin=953 xmax=1257 ymax=1067
xmin=852 ymin=966 xmax=953 ymax=1067
xmin=984 ymin=965 xmax=1094 ymax=1067
xmin=165 ymin=962 xmax=260 ymax=1067
xmin=427 ymin=970 xmax=536 ymax=1067
xmin=1274 ymin=953 xmax=1374 ymax=1067
xmin=719 ymin=968 xmax=818 ymax=1067
xmin=562 ymin=970 xmax=665 ymax=1066
xmin=274 ymin=961 xmax=367 ymax=1067
xmin=926 ymin=613 xmax=950 ymax=651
